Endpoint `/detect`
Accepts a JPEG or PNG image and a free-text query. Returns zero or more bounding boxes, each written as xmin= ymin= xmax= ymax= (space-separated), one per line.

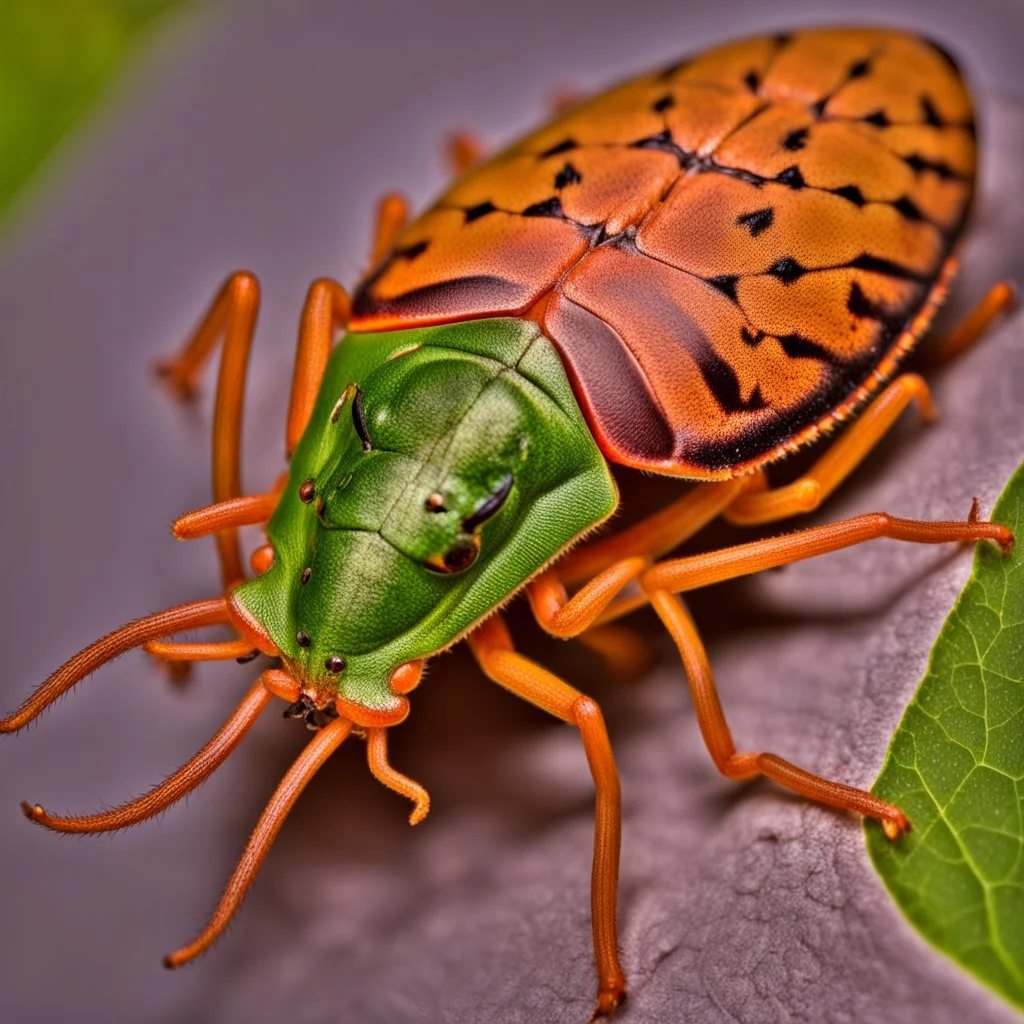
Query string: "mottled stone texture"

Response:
xmin=0 ymin=3 xmax=1022 ymax=1023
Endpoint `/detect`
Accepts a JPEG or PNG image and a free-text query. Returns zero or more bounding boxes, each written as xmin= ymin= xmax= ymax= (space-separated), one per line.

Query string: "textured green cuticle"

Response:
xmin=867 ymin=460 xmax=1024 ymax=1011
xmin=233 ymin=317 xmax=617 ymax=711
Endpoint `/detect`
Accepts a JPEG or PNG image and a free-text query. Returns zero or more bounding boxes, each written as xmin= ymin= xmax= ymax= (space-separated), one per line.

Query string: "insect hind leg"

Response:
xmin=927 ymin=279 xmax=1017 ymax=366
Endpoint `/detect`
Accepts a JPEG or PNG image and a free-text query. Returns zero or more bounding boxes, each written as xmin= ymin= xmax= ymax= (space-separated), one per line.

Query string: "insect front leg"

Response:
xmin=467 ymin=614 xmax=626 ymax=1017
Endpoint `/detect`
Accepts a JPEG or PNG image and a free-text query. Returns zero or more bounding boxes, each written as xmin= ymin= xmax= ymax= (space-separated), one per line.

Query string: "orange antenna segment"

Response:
xmin=173 ymin=493 xmax=280 ymax=541
xmin=0 ymin=597 xmax=230 ymax=733
xmin=21 ymin=676 xmax=274 ymax=833
xmin=164 ymin=715 xmax=353 ymax=968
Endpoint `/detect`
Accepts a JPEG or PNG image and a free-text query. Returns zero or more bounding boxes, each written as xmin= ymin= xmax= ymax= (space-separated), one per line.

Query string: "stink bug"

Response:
xmin=2 ymin=26 xmax=1017 ymax=1017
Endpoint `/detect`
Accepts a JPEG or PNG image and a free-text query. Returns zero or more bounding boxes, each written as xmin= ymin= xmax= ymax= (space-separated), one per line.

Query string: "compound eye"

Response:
xmin=427 ymin=534 xmax=480 ymax=574
xmin=423 ymin=474 xmax=511 ymax=575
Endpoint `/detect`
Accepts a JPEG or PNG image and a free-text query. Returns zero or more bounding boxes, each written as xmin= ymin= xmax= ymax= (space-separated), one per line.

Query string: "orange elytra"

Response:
xmin=354 ymin=28 xmax=977 ymax=478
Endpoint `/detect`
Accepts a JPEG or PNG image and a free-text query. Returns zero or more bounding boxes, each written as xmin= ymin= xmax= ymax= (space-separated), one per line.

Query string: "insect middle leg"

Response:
xmin=638 ymin=510 xmax=1012 ymax=833
xmin=648 ymin=589 xmax=911 ymax=837
xmin=529 ymin=479 xmax=751 ymax=635
xmin=530 ymin=508 xmax=1011 ymax=832
xmin=468 ymin=614 xmax=626 ymax=1016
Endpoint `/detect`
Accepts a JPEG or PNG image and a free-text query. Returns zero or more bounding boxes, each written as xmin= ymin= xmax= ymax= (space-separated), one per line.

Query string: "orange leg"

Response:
xmin=156 ymin=272 xmax=261 ymax=589
xmin=530 ymin=556 xmax=649 ymax=638
xmin=557 ymin=478 xmax=748 ymax=587
xmin=574 ymin=623 xmax=654 ymax=679
xmin=21 ymin=673 xmax=277 ymax=833
xmin=172 ymin=492 xmax=281 ymax=540
xmin=647 ymin=590 xmax=911 ymax=839
xmin=445 ymin=133 xmax=484 ymax=177
xmin=929 ymin=280 xmax=1017 ymax=366
xmin=643 ymin=507 xmax=1012 ymax=595
xmin=143 ymin=638 xmax=258 ymax=662
xmin=468 ymin=615 xmax=625 ymax=1016
xmin=366 ymin=728 xmax=430 ymax=825
xmin=0 ymin=597 xmax=230 ymax=733
xmin=165 ymin=714 xmax=354 ymax=968
xmin=370 ymin=192 xmax=409 ymax=268
xmin=629 ymin=507 xmax=1011 ymax=833
xmin=724 ymin=374 xmax=937 ymax=526
xmin=286 ymin=278 xmax=351 ymax=458
xmin=530 ymin=479 xmax=751 ymax=637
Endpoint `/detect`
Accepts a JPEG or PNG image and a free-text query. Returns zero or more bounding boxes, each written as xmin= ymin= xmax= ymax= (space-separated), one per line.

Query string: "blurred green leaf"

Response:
xmin=0 ymin=0 xmax=187 ymax=221
xmin=868 ymin=461 xmax=1024 ymax=1010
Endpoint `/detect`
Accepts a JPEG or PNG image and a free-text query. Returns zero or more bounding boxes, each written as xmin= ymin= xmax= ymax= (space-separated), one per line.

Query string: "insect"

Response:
xmin=1 ymin=26 xmax=1017 ymax=1017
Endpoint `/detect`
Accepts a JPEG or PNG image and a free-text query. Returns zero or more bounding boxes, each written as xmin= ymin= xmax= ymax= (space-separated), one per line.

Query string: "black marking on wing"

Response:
xmin=395 ymin=240 xmax=429 ymax=260
xmin=540 ymin=138 xmax=578 ymax=158
xmin=652 ymin=93 xmax=675 ymax=113
xmin=630 ymin=130 xmax=692 ymax=167
xmin=707 ymin=275 xmax=739 ymax=301
xmin=775 ymin=165 xmax=806 ymax=189
xmin=766 ymin=257 xmax=806 ymax=284
xmin=892 ymin=195 xmax=924 ymax=222
xmin=522 ymin=197 xmax=565 ymax=218
xmin=847 ymin=253 xmax=928 ymax=281
xmin=352 ymin=275 xmax=524 ymax=320
xmin=846 ymin=280 xmax=899 ymax=328
xmin=778 ymin=333 xmax=838 ymax=362
xmin=736 ymin=207 xmax=774 ymax=237
xmin=862 ymin=109 xmax=891 ymax=128
xmin=693 ymin=343 xmax=769 ymax=413
xmin=781 ymin=127 xmax=808 ymax=152
xmin=554 ymin=163 xmax=583 ymax=189
xmin=833 ymin=184 xmax=866 ymax=206
xmin=903 ymin=152 xmax=965 ymax=180
xmin=920 ymin=95 xmax=944 ymax=127
xmin=464 ymin=201 xmax=497 ymax=223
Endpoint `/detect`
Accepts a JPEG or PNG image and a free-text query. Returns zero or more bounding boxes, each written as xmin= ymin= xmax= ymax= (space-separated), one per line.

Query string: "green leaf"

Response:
xmin=868 ymin=461 xmax=1024 ymax=1011
xmin=0 ymin=0 xmax=188 ymax=223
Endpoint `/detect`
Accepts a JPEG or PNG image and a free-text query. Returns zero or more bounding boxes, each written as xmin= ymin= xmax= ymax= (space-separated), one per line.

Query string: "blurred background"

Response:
xmin=1 ymin=2 xmax=1023 ymax=1022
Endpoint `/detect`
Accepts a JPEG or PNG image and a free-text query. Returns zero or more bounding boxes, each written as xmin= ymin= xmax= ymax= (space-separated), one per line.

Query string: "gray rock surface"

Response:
xmin=1 ymin=3 xmax=1022 ymax=1023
